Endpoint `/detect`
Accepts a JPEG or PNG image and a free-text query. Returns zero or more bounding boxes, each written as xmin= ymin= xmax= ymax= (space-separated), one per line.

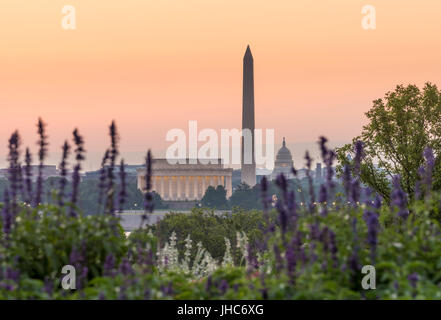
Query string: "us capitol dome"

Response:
xmin=271 ymin=137 xmax=295 ymax=180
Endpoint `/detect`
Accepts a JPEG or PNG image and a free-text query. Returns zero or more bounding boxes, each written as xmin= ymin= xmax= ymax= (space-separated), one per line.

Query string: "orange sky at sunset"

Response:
xmin=1 ymin=0 xmax=441 ymax=169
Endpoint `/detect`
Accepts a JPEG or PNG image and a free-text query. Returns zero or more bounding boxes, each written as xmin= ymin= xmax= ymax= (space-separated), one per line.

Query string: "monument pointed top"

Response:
xmin=283 ymin=137 xmax=286 ymax=147
xmin=244 ymin=45 xmax=253 ymax=59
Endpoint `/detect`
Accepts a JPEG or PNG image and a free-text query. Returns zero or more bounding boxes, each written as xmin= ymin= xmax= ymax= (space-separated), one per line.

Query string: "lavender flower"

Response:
xmin=285 ymin=241 xmax=296 ymax=283
xmin=58 ymin=141 xmax=70 ymax=207
xmin=319 ymin=136 xmax=328 ymax=161
xmin=218 ymin=279 xmax=229 ymax=295
xmin=8 ymin=131 xmax=20 ymax=214
xmin=2 ymin=189 xmax=12 ymax=236
xmin=205 ymin=275 xmax=213 ymax=292
xmin=119 ymin=258 xmax=134 ymax=276
xmin=408 ymin=272 xmax=419 ymax=289
xmin=273 ymin=244 xmax=283 ymax=273
xmin=103 ymin=254 xmax=116 ymax=277
xmin=44 ymin=277 xmax=53 ymax=297
xmin=275 ymin=200 xmax=288 ymax=239
xmin=98 ymin=150 xmax=110 ymax=213
xmin=319 ymin=137 xmax=336 ymax=192
xmin=5 ymin=267 xmax=20 ymax=284
xmin=118 ymin=159 xmax=127 ymax=213
xmin=161 ymin=282 xmax=173 ymax=297
xmin=70 ymin=129 xmax=85 ymax=217
xmin=24 ymin=148 xmax=33 ymax=205
xmin=363 ymin=188 xmax=379 ymax=263
xmin=286 ymin=190 xmax=297 ymax=223
xmin=348 ymin=218 xmax=361 ymax=275
xmin=275 ymin=173 xmax=288 ymax=200
xmin=329 ymin=230 xmax=338 ymax=268
xmin=351 ymin=178 xmax=361 ymax=205
xmin=318 ymin=184 xmax=328 ymax=216
xmin=35 ymin=118 xmax=48 ymax=207
xmin=343 ymin=164 xmax=352 ymax=202
xmin=391 ymin=175 xmax=409 ymax=220
xmin=373 ymin=193 xmax=382 ymax=210
xmin=105 ymin=121 xmax=119 ymax=214
xmin=260 ymin=176 xmax=271 ymax=222
xmin=304 ymin=151 xmax=315 ymax=212
xmin=142 ymin=150 xmax=154 ymax=221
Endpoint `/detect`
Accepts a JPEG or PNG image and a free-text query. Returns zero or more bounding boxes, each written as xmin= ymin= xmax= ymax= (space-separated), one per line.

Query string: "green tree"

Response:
xmin=201 ymin=185 xmax=229 ymax=209
xmin=336 ymin=83 xmax=441 ymax=202
xmin=229 ymin=183 xmax=262 ymax=210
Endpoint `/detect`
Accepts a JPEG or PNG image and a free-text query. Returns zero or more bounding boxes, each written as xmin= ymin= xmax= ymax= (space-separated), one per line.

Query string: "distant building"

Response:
xmin=0 ymin=165 xmax=61 ymax=181
xmin=84 ymin=165 xmax=142 ymax=180
xmin=271 ymin=137 xmax=295 ymax=180
xmin=137 ymin=159 xmax=233 ymax=201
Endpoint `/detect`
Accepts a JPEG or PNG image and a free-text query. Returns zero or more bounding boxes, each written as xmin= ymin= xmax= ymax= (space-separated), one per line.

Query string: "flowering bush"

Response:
xmin=1 ymin=120 xmax=441 ymax=299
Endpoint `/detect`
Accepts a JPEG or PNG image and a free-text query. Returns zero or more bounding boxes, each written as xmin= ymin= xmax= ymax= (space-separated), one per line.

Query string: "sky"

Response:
xmin=1 ymin=0 xmax=441 ymax=170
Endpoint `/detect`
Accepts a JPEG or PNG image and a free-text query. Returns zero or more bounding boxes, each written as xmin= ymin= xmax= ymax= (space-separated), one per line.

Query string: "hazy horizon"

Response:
xmin=2 ymin=1 xmax=441 ymax=169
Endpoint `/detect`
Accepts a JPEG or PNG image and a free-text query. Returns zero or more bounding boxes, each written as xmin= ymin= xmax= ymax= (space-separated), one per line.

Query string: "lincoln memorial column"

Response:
xmin=194 ymin=177 xmax=199 ymax=199
xmin=201 ymin=176 xmax=206 ymax=197
xmin=169 ymin=177 xmax=173 ymax=200
xmin=226 ymin=175 xmax=232 ymax=198
xmin=162 ymin=177 xmax=167 ymax=200
xmin=185 ymin=176 xmax=190 ymax=200
xmin=137 ymin=174 xmax=143 ymax=191
xmin=160 ymin=176 xmax=165 ymax=199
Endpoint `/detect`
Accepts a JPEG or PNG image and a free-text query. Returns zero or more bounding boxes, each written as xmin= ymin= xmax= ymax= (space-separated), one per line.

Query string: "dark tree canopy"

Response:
xmin=201 ymin=185 xmax=229 ymax=209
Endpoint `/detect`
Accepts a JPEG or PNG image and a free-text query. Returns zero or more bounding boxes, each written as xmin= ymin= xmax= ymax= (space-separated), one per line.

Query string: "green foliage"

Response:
xmin=201 ymin=185 xmax=229 ymax=209
xmin=229 ymin=183 xmax=262 ymax=210
xmin=2 ymin=188 xmax=441 ymax=299
xmin=0 ymin=205 xmax=128 ymax=281
xmin=336 ymin=83 xmax=441 ymax=202
xmin=146 ymin=208 xmax=270 ymax=262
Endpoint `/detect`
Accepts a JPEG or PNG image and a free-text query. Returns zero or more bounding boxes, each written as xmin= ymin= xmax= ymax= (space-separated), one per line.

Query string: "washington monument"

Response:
xmin=241 ymin=45 xmax=256 ymax=187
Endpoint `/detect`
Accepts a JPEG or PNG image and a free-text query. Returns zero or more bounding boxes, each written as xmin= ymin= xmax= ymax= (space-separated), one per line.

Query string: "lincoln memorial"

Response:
xmin=137 ymin=159 xmax=233 ymax=201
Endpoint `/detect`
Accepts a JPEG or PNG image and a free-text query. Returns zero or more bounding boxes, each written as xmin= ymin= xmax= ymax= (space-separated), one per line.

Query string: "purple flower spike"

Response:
xmin=98 ymin=150 xmax=110 ymax=213
xmin=318 ymin=184 xmax=328 ymax=216
xmin=218 ymin=279 xmax=229 ymax=295
xmin=304 ymin=151 xmax=315 ymax=212
xmin=119 ymin=258 xmax=134 ymax=276
xmin=58 ymin=141 xmax=70 ymax=207
xmin=24 ymin=148 xmax=33 ymax=205
xmin=391 ymin=175 xmax=409 ymax=220
xmin=103 ymin=254 xmax=116 ymax=277
xmin=2 ymin=189 xmax=12 ymax=236
xmin=8 ymin=131 xmax=21 ymax=215
xmin=105 ymin=121 xmax=119 ymax=215
xmin=343 ymin=164 xmax=352 ymax=202
xmin=142 ymin=150 xmax=154 ymax=222
xmin=70 ymin=129 xmax=85 ymax=218
xmin=35 ymin=118 xmax=48 ymax=207
xmin=408 ymin=272 xmax=419 ymax=289
xmin=118 ymin=159 xmax=127 ymax=213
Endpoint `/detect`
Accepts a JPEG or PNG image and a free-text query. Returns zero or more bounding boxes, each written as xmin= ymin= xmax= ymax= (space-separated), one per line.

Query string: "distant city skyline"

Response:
xmin=2 ymin=1 xmax=441 ymax=170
